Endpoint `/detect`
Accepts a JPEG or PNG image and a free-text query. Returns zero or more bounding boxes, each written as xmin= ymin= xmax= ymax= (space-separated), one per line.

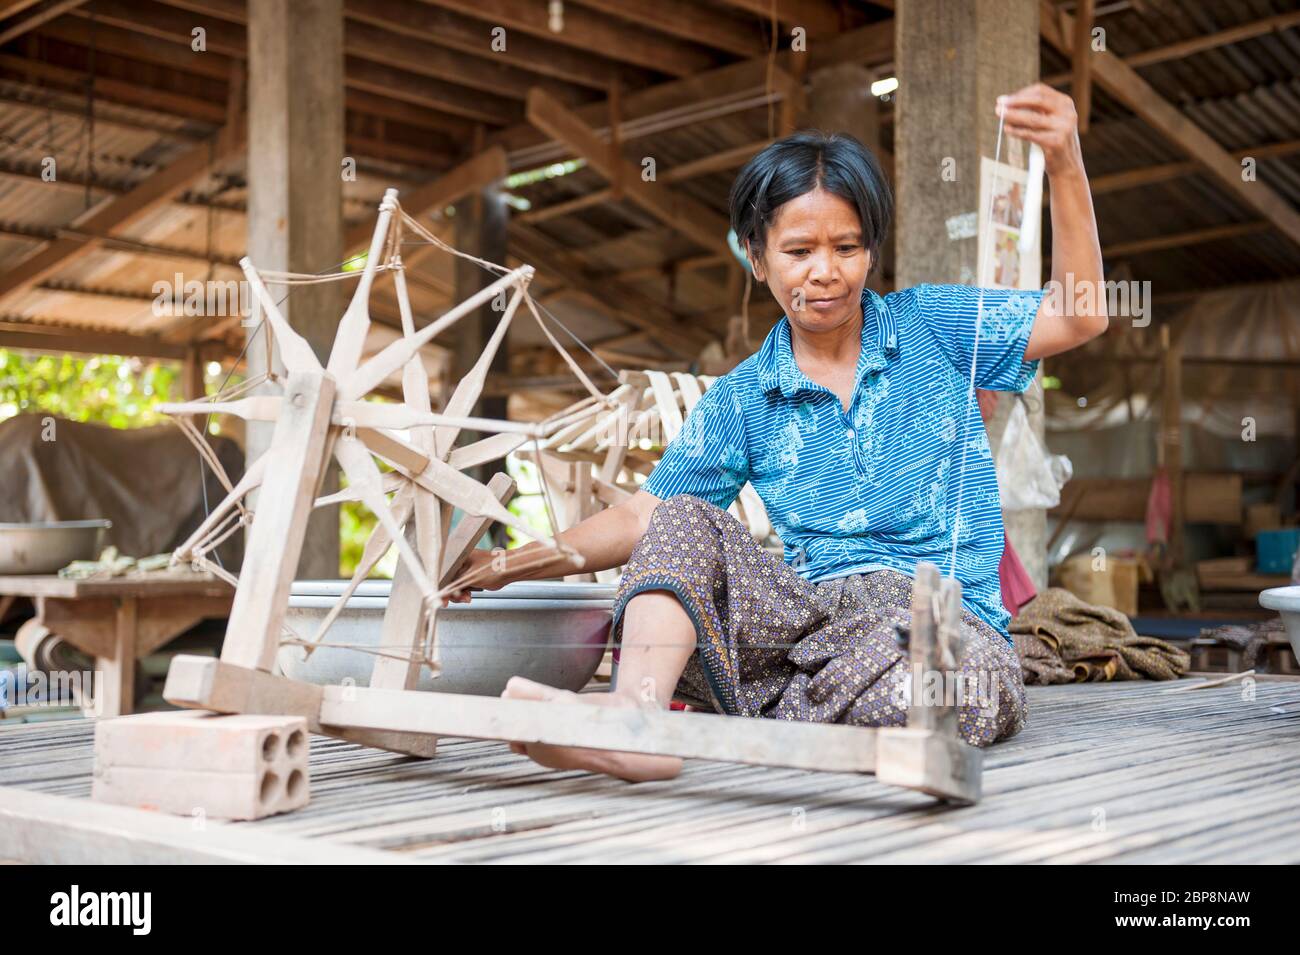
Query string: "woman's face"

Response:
xmin=748 ymin=186 xmax=872 ymax=337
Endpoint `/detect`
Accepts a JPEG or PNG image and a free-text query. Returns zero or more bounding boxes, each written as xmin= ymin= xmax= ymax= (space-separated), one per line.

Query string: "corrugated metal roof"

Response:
xmin=0 ymin=1 xmax=1295 ymax=375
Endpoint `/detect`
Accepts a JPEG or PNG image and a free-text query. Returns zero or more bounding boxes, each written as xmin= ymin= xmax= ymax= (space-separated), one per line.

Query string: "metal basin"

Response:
xmin=278 ymin=579 xmax=616 ymax=695
xmin=1259 ymin=585 xmax=1300 ymax=665
xmin=0 ymin=520 xmax=111 ymax=575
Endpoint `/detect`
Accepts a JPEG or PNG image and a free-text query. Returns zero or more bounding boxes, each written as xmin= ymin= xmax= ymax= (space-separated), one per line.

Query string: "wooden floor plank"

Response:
xmin=1 ymin=680 xmax=1297 ymax=863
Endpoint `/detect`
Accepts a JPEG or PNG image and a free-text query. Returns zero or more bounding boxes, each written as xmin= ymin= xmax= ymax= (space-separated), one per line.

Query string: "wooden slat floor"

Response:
xmin=2 ymin=679 xmax=1298 ymax=863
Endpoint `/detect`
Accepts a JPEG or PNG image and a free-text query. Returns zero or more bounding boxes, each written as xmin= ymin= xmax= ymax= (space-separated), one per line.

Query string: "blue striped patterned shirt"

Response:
xmin=642 ymin=283 xmax=1046 ymax=642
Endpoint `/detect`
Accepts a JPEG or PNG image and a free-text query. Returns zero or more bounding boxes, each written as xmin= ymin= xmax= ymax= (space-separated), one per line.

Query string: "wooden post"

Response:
xmin=180 ymin=345 xmax=207 ymax=433
xmin=96 ymin=597 xmax=138 ymax=719
xmin=246 ymin=0 xmax=343 ymax=579
xmin=1161 ymin=324 xmax=1184 ymax=564
xmin=452 ymin=155 xmax=510 ymax=503
xmin=1072 ymin=0 xmax=1095 ymax=134
xmin=806 ymin=61 xmax=889 ymax=291
xmin=896 ymin=0 xmax=1047 ymax=590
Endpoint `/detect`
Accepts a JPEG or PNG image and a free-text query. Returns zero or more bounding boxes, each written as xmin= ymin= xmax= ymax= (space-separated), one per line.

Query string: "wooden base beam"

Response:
xmin=163 ymin=655 xmax=438 ymax=759
xmin=318 ymin=684 xmax=981 ymax=803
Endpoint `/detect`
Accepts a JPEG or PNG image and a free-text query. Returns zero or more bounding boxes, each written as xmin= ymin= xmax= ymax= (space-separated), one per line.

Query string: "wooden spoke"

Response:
xmin=172 ymin=454 xmax=270 ymax=562
xmin=303 ymin=483 xmax=416 ymax=657
xmin=433 ymin=284 xmax=526 ymax=459
xmin=238 ymin=258 xmax=323 ymax=375
xmin=341 ymin=266 xmax=533 ymax=401
xmin=333 ymin=434 xmax=436 ymax=601
xmin=328 ymin=188 xmax=398 ymax=378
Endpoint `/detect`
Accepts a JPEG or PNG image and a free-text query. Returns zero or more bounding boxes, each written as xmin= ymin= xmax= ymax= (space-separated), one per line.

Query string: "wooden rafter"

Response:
xmin=714 ymin=0 xmax=842 ymax=37
xmin=0 ymin=0 xmax=87 ymax=45
xmin=508 ymin=223 xmax=715 ymax=359
xmin=494 ymin=20 xmax=893 ymax=163
xmin=158 ymin=0 xmax=580 ymax=103
xmin=1072 ymin=0 xmax=1094 ymax=134
xmin=569 ymin=0 xmax=767 ymax=57
xmin=526 ymin=88 xmax=733 ymax=258
xmin=1101 ymin=221 xmax=1271 ymax=259
xmin=1040 ymin=0 xmax=1300 ymax=251
xmin=80 ymin=0 xmax=516 ymax=128
xmin=1091 ymin=137 xmax=1300 ymax=196
xmin=341 ymin=0 xmax=652 ymax=91
xmin=0 ymin=124 xmax=245 ymax=307
xmin=519 ymin=137 xmax=775 ymax=229
xmin=417 ymin=0 xmax=716 ymax=76
xmin=1043 ymin=10 xmax=1300 ymax=84
xmin=345 ymin=147 xmax=508 ymax=253
xmin=0 ymin=322 xmax=233 ymax=362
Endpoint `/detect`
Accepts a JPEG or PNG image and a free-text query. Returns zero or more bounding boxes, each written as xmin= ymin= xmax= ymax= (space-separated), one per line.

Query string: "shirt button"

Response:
xmin=847 ymin=428 xmax=856 ymax=438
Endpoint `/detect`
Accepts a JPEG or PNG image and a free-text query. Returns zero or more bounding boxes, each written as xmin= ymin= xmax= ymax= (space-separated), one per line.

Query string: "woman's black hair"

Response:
xmin=729 ymin=129 xmax=892 ymax=274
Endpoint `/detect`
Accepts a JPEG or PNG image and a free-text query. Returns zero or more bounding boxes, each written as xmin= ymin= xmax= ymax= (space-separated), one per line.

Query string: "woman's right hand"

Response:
xmin=440 ymin=548 xmax=504 ymax=607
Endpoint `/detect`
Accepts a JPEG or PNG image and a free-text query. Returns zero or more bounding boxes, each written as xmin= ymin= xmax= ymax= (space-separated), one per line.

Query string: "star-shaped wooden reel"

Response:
xmin=155 ymin=189 xmax=983 ymax=804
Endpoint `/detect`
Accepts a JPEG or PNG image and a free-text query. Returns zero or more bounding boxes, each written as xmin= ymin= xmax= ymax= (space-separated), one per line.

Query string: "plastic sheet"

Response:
xmin=996 ymin=397 xmax=1073 ymax=510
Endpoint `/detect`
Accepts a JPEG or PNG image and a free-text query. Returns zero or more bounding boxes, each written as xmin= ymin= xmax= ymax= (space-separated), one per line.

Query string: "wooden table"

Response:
xmin=0 ymin=575 xmax=233 ymax=717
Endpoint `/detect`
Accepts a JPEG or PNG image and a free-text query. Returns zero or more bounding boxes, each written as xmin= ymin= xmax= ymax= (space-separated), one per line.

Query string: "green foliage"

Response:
xmin=338 ymin=448 xmax=397 ymax=580
xmin=0 ymin=349 xmax=544 ymax=578
xmin=505 ymin=453 xmax=553 ymax=548
xmin=340 ymin=497 xmax=396 ymax=579
xmin=0 ymin=350 xmax=181 ymax=428
xmin=505 ymin=158 xmax=585 ymax=189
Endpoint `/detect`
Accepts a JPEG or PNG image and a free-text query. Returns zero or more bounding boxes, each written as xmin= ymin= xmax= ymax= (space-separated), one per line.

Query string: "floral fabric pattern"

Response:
xmin=611 ymin=495 xmax=1029 ymax=748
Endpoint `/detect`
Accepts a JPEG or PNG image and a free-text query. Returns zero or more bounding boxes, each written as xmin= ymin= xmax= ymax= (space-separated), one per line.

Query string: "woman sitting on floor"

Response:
xmin=448 ymin=82 xmax=1107 ymax=782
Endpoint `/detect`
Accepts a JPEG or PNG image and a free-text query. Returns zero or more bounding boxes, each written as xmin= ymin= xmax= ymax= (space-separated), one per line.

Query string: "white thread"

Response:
xmin=947 ymin=108 xmax=1006 ymax=579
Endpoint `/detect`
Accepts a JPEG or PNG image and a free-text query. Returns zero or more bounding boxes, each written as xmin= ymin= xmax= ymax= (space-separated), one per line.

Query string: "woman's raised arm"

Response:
xmin=997 ymin=83 xmax=1109 ymax=361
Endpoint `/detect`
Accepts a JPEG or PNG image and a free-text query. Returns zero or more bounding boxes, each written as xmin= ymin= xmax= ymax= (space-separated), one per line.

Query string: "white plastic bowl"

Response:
xmin=1259 ymin=585 xmax=1300 ymax=666
xmin=278 ymin=578 xmax=616 ymax=695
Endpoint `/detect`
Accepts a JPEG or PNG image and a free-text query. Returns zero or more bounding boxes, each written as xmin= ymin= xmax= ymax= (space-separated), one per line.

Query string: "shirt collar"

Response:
xmin=758 ymin=287 xmax=900 ymax=398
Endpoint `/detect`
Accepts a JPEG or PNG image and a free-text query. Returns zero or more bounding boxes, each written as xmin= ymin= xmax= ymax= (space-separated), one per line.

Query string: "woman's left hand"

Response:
xmin=995 ymin=83 xmax=1084 ymax=177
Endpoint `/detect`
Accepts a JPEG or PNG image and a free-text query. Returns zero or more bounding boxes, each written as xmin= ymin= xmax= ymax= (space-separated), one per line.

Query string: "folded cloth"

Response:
xmin=1011 ymin=586 xmax=1190 ymax=684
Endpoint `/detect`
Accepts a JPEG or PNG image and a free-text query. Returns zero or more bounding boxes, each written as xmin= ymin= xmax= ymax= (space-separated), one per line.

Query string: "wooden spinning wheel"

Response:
xmin=148 ymin=190 xmax=982 ymax=804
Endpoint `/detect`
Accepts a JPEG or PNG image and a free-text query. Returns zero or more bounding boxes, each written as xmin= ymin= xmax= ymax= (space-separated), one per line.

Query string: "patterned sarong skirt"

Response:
xmin=609 ymin=495 xmax=1028 ymax=747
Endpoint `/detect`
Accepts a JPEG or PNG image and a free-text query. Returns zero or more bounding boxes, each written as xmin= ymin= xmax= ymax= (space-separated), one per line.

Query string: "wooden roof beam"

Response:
xmin=526 ymin=88 xmax=733 ymax=258
xmin=151 ymin=0 xmax=588 ymax=107
xmin=341 ymin=0 xmax=652 ymax=92
xmin=0 ymin=0 xmax=87 ymax=45
xmin=416 ymin=0 xmax=717 ymax=76
xmin=713 ymin=0 xmax=842 ymax=37
xmin=1044 ymin=10 xmax=1300 ymax=83
xmin=0 ymin=55 xmax=459 ymax=167
xmin=520 ymin=138 xmax=771 ymax=226
xmin=0 ymin=322 xmax=208 ymax=361
xmin=1092 ymin=137 xmax=1300 ymax=195
xmin=1072 ymin=0 xmax=1094 ymax=134
xmin=35 ymin=19 xmax=473 ymax=143
xmin=1041 ymin=0 xmax=1300 ymax=250
xmin=493 ymin=20 xmax=893 ymax=162
xmin=568 ymin=0 xmax=767 ymax=57
xmin=78 ymin=0 xmax=511 ymax=129
xmin=517 ymin=138 xmax=764 ymax=226
xmin=1101 ymin=221 xmax=1271 ymax=259
xmin=0 ymin=222 xmax=243 ymax=270
xmin=345 ymin=147 xmax=509 ymax=251
xmin=508 ymin=222 xmax=716 ymax=358
xmin=0 ymin=121 xmax=245 ymax=307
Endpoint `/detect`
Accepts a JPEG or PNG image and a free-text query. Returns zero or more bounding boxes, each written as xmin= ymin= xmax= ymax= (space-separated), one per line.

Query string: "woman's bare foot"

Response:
xmin=500 ymin=676 xmax=684 ymax=782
